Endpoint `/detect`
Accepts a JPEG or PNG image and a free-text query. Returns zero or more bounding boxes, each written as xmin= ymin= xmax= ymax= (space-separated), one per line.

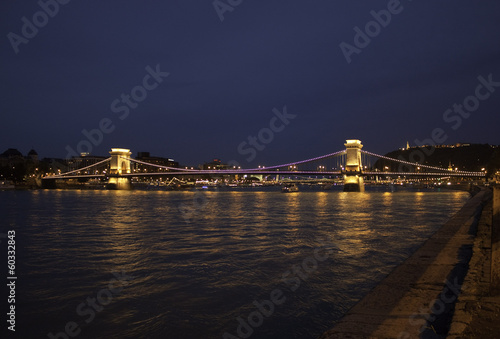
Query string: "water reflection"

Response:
xmin=284 ymin=191 xmax=301 ymax=225
xmin=1 ymin=189 xmax=471 ymax=339
xmin=315 ymin=192 xmax=328 ymax=214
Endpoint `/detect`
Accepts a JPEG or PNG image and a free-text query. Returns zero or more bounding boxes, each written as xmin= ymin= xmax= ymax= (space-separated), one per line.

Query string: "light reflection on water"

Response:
xmin=1 ymin=189 xmax=469 ymax=339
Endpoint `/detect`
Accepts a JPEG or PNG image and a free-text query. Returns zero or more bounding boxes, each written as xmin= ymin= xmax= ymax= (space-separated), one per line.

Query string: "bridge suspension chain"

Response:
xmin=123 ymin=150 xmax=347 ymax=173
xmin=123 ymin=157 xmax=200 ymax=172
xmin=361 ymin=150 xmax=483 ymax=175
xmin=49 ymin=157 xmax=112 ymax=178
xmin=246 ymin=150 xmax=346 ymax=171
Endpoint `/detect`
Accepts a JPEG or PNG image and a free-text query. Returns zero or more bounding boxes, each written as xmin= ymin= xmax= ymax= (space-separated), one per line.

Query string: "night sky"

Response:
xmin=1 ymin=1 xmax=500 ymax=167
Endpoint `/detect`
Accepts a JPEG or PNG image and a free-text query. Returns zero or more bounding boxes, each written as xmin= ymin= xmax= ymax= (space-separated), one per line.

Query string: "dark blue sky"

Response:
xmin=1 ymin=0 xmax=500 ymax=167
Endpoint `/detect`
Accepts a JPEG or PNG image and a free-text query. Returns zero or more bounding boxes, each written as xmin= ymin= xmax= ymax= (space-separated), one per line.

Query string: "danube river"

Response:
xmin=0 ymin=188 xmax=469 ymax=339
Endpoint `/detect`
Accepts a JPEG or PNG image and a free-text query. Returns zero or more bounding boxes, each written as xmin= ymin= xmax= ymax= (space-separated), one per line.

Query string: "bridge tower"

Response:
xmin=108 ymin=148 xmax=132 ymax=190
xmin=343 ymin=139 xmax=365 ymax=192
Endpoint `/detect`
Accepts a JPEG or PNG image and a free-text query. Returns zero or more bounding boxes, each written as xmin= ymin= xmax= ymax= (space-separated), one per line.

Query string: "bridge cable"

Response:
xmin=121 ymin=150 xmax=347 ymax=174
xmin=360 ymin=150 xmax=484 ymax=175
xmin=45 ymin=157 xmax=112 ymax=178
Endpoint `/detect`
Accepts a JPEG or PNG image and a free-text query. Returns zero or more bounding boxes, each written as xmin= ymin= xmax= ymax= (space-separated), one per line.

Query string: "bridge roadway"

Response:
xmin=44 ymin=170 xmax=485 ymax=180
xmin=125 ymin=170 xmax=484 ymax=177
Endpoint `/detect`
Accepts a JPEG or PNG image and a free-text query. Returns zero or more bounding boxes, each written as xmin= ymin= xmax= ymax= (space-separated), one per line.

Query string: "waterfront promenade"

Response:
xmin=321 ymin=187 xmax=499 ymax=338
xmin=447 ymin=190 xmax=500 ymax=338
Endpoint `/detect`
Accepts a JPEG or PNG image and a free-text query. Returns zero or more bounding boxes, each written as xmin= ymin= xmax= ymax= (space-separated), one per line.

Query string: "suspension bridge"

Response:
xmin=42 ymin=140 xmax=486 ymax=191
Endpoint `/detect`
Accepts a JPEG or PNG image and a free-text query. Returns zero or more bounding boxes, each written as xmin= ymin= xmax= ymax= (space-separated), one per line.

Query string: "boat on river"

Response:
xmin=281 ymin=184 xmax=299 ymax=193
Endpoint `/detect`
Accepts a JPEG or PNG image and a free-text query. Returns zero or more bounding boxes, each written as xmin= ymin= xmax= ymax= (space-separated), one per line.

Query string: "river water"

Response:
xmin=0 ymin=188 xmax=469 ymax=339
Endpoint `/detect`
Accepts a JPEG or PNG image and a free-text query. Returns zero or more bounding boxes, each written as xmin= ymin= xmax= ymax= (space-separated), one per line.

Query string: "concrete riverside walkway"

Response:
xmin=447 ymin=194 xmax=500 ymax=338
xmin=320 ymin=189 xmax=492 ymax=339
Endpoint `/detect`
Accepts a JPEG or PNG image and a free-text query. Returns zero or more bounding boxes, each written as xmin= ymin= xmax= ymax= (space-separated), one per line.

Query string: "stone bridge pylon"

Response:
xmin=343 ymin=139 xmax=364 ymax=192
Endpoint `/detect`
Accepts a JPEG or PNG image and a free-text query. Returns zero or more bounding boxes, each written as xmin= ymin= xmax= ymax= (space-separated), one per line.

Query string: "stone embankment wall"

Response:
xmin=321 ymin=189 xmax=492 ymax=339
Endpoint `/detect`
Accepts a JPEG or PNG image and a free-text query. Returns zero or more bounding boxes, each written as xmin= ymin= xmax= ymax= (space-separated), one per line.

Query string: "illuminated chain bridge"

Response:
xmin=42 ymin=140 xmax=486 ymax=191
